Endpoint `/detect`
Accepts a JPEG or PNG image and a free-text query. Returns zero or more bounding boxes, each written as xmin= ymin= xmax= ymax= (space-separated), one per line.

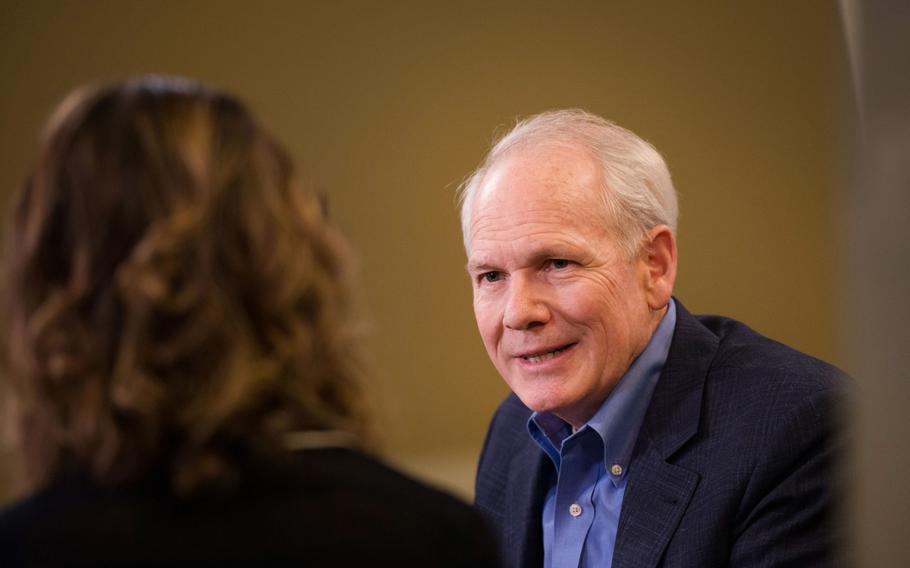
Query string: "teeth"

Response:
xmin=524 ymin=346 xmax=566 ymax=364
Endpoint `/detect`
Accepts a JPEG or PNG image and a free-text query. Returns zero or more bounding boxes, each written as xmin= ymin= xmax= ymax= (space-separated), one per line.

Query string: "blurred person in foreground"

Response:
xmin=0 ymin=75 xmax=497 ymax=567
xmin=461 ymin=109 xmax=847 ymax=567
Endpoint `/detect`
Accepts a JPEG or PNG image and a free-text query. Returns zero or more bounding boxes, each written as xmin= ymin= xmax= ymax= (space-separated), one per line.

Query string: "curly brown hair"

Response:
xmin=1 ymin=76 xmax=370 ymax=496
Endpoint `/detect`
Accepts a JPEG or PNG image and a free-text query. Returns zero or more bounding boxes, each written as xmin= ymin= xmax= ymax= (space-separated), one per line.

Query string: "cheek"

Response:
xmin=554 ymin=281 xmax=614 ymax=323
xmin=554 ymin=286 xmax=633 ymax=354
xmin=473 ymin=301 xmax=502 ymax=345
xmin=572 ymin=268 xmax=642 ymax=316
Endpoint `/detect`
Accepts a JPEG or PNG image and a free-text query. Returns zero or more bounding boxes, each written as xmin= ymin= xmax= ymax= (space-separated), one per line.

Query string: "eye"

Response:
xmin=549 ymin=259 xmax=571 ymax=269
xmin=480 ymin=271 xmax=502 ymax=283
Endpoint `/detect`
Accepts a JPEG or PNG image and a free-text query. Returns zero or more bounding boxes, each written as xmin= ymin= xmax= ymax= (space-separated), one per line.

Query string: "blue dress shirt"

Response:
xmin=527 ymin=300 xmax=676 ymax=568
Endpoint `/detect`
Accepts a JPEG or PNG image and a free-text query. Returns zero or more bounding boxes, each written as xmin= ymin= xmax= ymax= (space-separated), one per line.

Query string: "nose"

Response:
xmin=503 ymin=274 xmax=550 ymax=330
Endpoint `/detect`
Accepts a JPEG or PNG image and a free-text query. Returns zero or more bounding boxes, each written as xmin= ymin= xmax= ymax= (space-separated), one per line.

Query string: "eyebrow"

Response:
xmin=465 ymin=245 xmax=578 ymax=274
xmin=465 ymin=261 xmax=497 ymax=273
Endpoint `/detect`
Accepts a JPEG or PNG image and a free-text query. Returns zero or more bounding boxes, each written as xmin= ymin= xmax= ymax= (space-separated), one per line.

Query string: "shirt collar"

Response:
xmin=527 ymin=300 xmax=677 ymax=482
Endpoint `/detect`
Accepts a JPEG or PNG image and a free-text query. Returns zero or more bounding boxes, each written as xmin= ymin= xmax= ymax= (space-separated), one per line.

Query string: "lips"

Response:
xmin=518 ymin=343 xmax=576 ymax=364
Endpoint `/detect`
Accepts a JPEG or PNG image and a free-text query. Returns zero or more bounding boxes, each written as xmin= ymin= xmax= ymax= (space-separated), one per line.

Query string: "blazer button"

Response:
xmin=569 ymin=503 xmax=583 ymax=517
xmin=611 ymin=464 xmax=623 ymax=476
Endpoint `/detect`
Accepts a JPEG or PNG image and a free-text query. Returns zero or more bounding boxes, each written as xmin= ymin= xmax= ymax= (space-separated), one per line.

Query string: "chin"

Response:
xmin=514 ymin=389 xmax=571 ymax=416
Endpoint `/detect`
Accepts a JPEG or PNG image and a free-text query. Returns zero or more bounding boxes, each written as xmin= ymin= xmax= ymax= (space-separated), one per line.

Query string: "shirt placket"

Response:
xmin=550 ymin=430 xmax=602 ymax=568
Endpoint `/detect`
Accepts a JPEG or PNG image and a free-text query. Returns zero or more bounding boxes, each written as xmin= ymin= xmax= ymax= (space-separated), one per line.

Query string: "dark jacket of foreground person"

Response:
xmin=0 ymin=447 xmax=495 ymax=567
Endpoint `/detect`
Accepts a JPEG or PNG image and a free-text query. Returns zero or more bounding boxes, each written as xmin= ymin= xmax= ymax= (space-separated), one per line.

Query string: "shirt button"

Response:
xmin=569 ymin=503 xmax=583 ymax=517
xmin=611 ymin=464 xmax=623 ymax=476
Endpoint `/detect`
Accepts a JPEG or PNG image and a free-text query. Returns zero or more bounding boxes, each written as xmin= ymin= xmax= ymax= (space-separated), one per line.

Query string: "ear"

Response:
xmin=640 ymin=224 xmax=677 ymax=310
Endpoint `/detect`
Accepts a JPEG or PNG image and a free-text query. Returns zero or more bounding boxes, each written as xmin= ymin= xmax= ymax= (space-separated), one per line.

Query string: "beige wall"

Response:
xmin=0 ymin=1 xmax=848 ymax=500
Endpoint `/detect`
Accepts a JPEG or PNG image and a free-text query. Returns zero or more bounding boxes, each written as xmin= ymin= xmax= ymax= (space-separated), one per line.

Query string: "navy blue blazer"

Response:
xmin=475 ymin=301 xmax=846 ymax=568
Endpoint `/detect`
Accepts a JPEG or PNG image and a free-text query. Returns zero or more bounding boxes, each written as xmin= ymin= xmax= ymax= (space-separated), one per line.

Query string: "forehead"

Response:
xmin=467 ymin=147 xmax=608 ymax=247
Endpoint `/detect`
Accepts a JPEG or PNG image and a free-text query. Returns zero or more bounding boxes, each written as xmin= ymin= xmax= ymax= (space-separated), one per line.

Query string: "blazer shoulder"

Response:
xmin=695 ymin=313 xmax=848 ymax=391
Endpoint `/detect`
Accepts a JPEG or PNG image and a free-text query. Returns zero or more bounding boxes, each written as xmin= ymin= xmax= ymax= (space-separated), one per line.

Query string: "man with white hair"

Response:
xmin=461 ymin=109 xmax=845 ymax=567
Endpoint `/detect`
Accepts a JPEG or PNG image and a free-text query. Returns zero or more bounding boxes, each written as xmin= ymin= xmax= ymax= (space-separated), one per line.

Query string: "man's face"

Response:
xmin=466 ymin=147 xmax=659 ymax=427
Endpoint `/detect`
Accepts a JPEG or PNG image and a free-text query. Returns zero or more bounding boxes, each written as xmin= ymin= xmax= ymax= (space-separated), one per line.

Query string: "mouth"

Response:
xmin=518 ymin=343 xmax=577 ymax=364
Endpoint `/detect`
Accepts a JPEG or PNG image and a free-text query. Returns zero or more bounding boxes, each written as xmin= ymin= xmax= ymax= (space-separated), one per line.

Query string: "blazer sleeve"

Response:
xmin=729 ymin=378 xmax=847 ymax=567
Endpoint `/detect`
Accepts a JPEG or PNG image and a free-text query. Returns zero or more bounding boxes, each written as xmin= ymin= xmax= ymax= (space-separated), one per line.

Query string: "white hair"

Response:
xmin=457 ymin=109 xmax=678 ymax=258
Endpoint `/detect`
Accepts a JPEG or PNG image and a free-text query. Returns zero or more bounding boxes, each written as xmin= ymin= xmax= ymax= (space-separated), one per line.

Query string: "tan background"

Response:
xmin=0 ymin=0 xmax=850 ymax=505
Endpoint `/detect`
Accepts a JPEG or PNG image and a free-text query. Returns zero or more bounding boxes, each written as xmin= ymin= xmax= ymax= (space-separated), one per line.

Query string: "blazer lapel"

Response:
xmin=612 ymin=301 xmax=718 ymax=568
xmin=507 ymin=435 xmax=551 ymax=568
